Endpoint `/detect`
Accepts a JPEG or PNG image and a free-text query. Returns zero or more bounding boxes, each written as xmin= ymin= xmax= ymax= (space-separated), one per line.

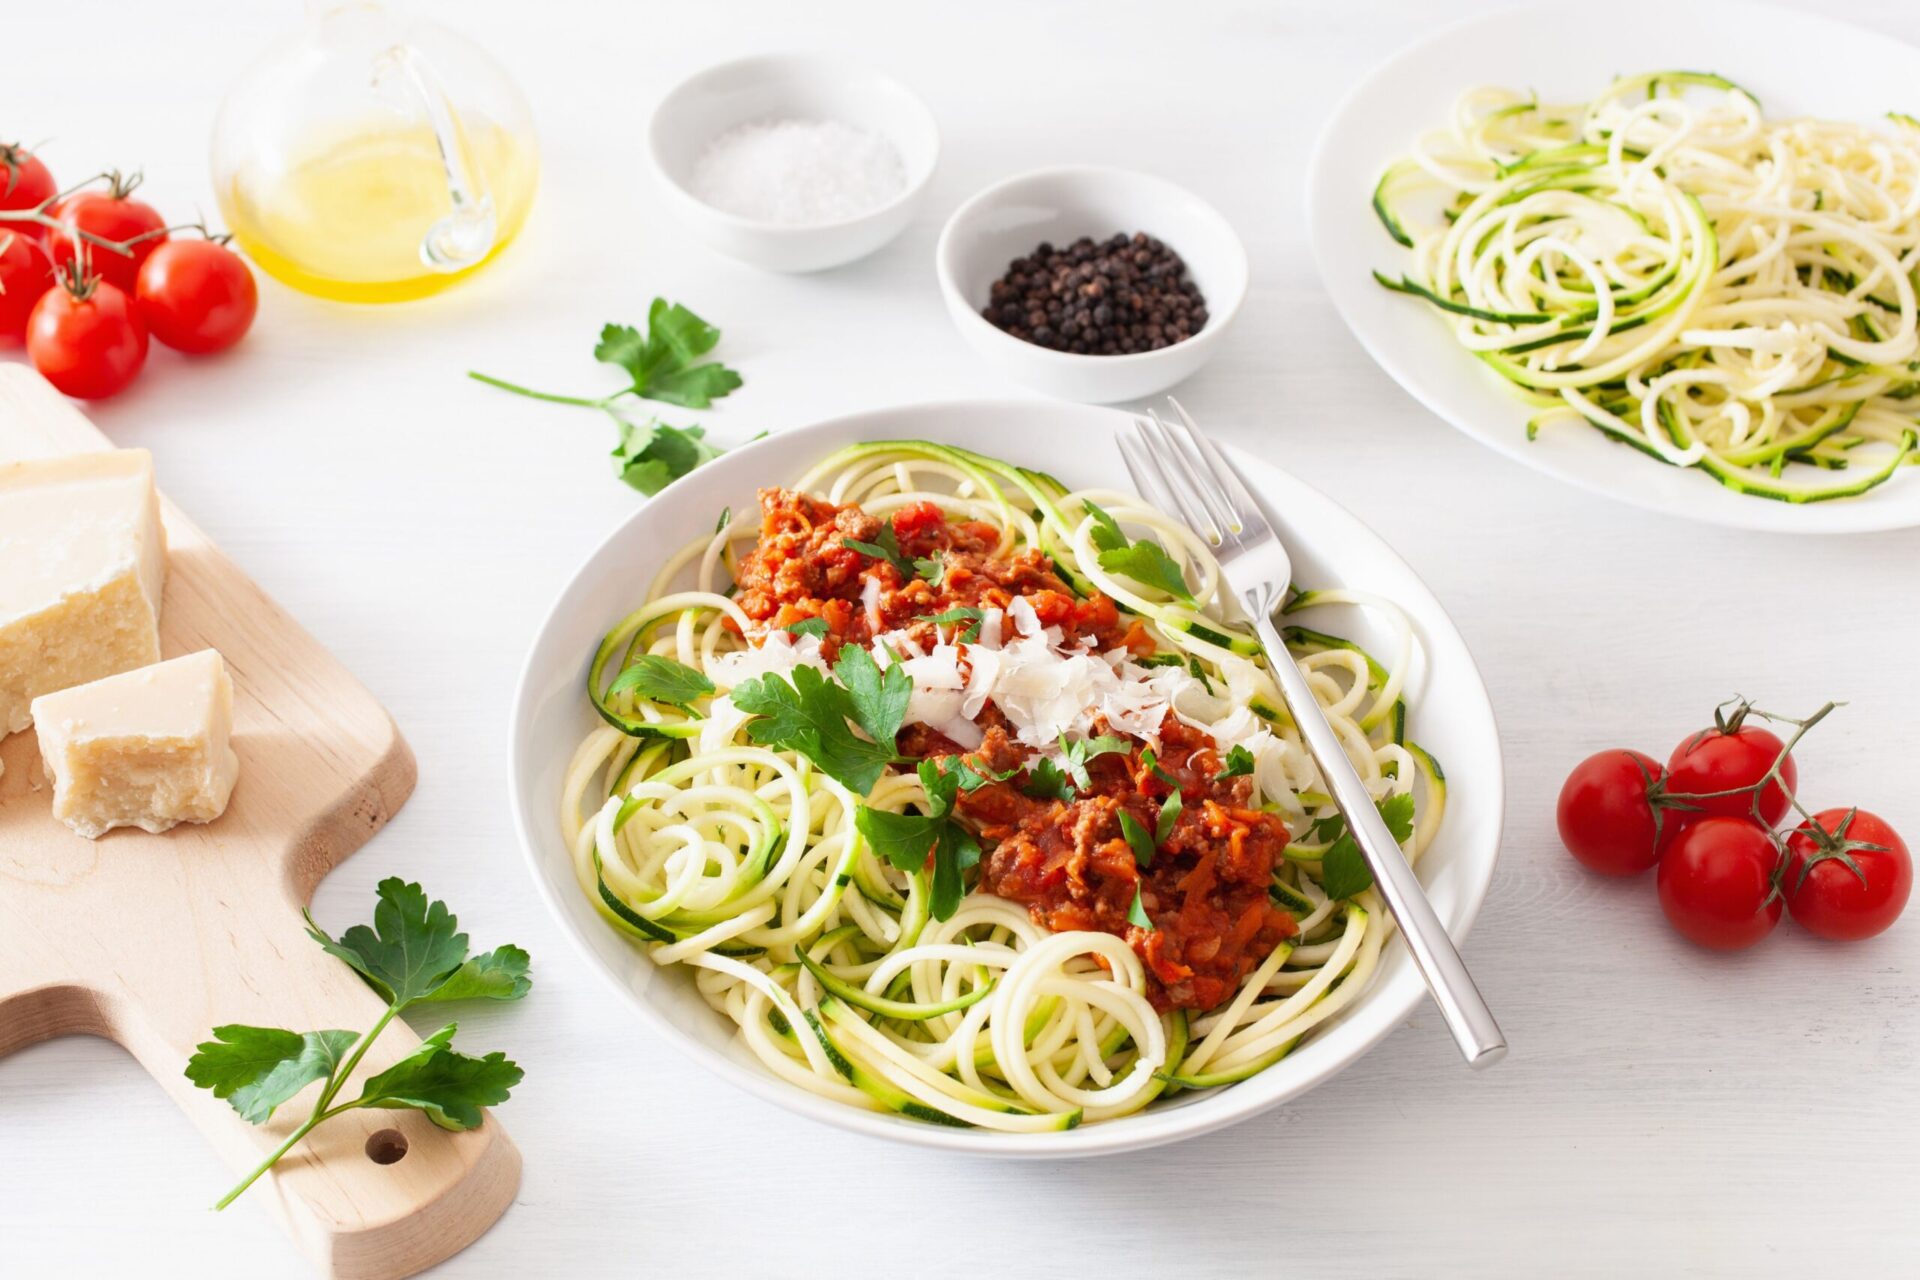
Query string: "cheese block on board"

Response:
xmin=0 ymin=449 xmax=168 ymax=745
xmin=30 ymin=648 xmax=239 ymax=839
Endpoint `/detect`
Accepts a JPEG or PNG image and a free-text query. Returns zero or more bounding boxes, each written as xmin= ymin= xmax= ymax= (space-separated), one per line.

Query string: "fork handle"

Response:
xmin=1248 ymin=603 xmax=1507 ymax=1069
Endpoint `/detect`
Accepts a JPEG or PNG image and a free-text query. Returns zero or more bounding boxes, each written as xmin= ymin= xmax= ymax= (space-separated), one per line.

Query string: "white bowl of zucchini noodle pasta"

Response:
xmin=1308 ymin=0 xmax=1920 ymax=531
xmin=508 ymin=401 xmax=1503 ymax=1155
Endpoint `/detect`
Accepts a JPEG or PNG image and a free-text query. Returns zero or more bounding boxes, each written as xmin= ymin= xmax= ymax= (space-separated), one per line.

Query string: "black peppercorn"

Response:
xmin=977 ymin=229 xmax=1207 ymax=355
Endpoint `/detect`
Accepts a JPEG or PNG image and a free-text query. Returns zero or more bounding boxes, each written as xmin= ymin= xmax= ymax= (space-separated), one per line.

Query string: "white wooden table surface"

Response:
xmin=5 ymin=1 xmax=1918 ymax=1276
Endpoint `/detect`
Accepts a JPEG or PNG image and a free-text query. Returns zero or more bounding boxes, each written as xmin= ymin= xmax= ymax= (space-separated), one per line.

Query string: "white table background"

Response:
xmin=5 ymin=1 xmax=1918 ymax=1276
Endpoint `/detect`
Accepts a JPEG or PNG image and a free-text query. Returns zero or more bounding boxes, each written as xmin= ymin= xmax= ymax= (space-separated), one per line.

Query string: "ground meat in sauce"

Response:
xmin=951 ymin=720 xmax=1296 ymax=1012
xmin=732 ymin=488 xmax=1147 ymax=655
xmin=731 ymin=487 xmax=1294 ymax=1012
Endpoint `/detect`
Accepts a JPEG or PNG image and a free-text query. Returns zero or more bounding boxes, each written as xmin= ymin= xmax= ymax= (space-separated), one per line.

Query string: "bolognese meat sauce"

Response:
xmin=732 ymin=487 xmax=1295 ymax=1011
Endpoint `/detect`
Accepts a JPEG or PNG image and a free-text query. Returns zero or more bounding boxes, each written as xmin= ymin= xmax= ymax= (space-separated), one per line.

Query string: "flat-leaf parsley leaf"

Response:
xmin=1317 ymin=792 xmax=1417 ymax=901
xmin=854 ymin=758 xmax=985 ymax=921
xmin=189 ymin=881 xmax=530 ymax=1209
xmin=1214 ymin=744 xmax=1256 ymax=781
xmin=468 ymin=296 xmax=744 ymax=494
xmin=731 ymin=644 xmax=911 ymax=794
xmin=1128 ymin=886 xmax=1156 ymax=931
xmin=611 ymin=418 xmax=722 ymax=495
xmin=841 ymin=524 xmax=921 ymax=581
xmin=1119 ymin=810 xmax=1156 ymax=867
xmin=1078 ymin=500 xmax=1193 ymax=603
xmin=608 ymin=654 xmax=716 ymax=709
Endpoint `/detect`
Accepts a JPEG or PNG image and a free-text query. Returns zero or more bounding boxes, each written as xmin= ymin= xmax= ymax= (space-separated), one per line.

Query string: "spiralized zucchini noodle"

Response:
xmin=559 ymin=440 xmax=1443 ymax=1131
xmin=1374 ymin=70 xmax=1920 ymax=502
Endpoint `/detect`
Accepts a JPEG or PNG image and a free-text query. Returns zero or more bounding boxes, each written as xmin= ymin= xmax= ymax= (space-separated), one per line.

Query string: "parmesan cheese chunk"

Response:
xmin=0 ymin=449 xmax=167 ymax=744
xmin=31 ymin=649 xmax=238 ymax=839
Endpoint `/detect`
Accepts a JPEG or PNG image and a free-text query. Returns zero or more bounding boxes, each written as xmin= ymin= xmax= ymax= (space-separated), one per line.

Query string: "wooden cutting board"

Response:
xmin=0 ymin=367 xmax=519 ymax=1278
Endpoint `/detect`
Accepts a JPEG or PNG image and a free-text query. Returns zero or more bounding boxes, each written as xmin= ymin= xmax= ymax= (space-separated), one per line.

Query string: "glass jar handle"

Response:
xmin=373 ymin=43 xmax=497 ymax=271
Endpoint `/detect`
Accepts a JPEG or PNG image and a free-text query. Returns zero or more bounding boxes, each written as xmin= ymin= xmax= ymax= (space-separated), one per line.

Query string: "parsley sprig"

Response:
xmin=608 ymin=654 xmax=716 ymax=709
xmin=855 ymin=758 xmax=1002 ymax=920
xmin=1083 ymin=500 xmax=1194 ymax=604
xmin=731 ymin=644 xmax=911 ymax=794
xmin=1214 ymin=744 xmax=1256 ymax=781
xmin=1018 ymin=734 xmax=1133 ymax=803
xmin=469 ymin=298 xmax=745 ymax=495
xmin=186 ymin=880 xmax=530 ymax=1209
xmin=841 ymin=524 xmax=916 ymax=579
xmin=841 ymin=524 xmax=947 ymax=588
xmin=1315 ymin=792 xmax=1417 ymax=900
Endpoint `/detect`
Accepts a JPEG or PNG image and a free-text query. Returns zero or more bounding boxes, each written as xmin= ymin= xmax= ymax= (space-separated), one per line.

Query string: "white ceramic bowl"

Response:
xmin=647 ymin=54 xmax=939 ymax=273
xmin=936 ymin=168 xmax=1248 ymax=403
xmin=1307 ymin=0 xmax=1920 ymax=531
xmin=508 ymin=400 xmax=1505 ymax=1157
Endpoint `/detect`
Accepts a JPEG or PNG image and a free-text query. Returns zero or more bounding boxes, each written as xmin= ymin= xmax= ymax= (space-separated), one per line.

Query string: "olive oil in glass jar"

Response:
xmin=211 ymin=1 xmax=539 ymax=303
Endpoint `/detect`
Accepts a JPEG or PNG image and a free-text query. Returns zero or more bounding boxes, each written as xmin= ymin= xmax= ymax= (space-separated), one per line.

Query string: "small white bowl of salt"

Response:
xmin=649 ymin=54 xmax=939 ymax=273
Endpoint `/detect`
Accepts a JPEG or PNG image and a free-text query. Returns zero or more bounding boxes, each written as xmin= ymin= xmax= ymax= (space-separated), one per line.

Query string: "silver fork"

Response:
xmin=1121 ymin=399 xmax=1506 ymax=1069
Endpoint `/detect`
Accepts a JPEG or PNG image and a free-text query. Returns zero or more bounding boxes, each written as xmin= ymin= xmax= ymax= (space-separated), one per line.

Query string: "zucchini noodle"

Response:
xmin=560 ymin=441 xmax=1445 ymax=1130
xmin=1376 ymin=71 xmax=1920 ymax=502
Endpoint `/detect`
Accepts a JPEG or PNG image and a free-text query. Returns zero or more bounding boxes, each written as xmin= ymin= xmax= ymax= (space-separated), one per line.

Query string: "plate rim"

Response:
xmin=1305 ymin=0 xmax=1920 ymax=534
xmin=506 ymin=398 xmax=1506 ymax=1156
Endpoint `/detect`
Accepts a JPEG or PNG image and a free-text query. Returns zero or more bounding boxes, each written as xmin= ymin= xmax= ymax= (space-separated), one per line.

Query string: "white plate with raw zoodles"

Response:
xmin=1308 ymin=0 xmax=1920 ymax=531
xmin=507 ymin=400 xmax=1502 ymax=1156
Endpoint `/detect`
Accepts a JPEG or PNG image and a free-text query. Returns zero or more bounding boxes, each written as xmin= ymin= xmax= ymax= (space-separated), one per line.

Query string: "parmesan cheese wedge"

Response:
xmin=0 ymin=448 xmax=168 ymax=757
xmin=31 ymin=649 xmax=239 ymax=839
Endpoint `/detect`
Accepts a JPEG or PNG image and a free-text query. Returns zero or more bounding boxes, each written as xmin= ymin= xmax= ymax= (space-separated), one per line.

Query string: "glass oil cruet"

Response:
xmin=210 ymin=1 xmax=539 ymax=303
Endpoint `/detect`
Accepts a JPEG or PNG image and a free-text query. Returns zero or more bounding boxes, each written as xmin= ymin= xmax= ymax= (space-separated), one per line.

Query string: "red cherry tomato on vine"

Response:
xmin=46 ymin=177 xmax=167 ymax=297
xmin=1667 ymin=715 xmax=1796 ymax=826
xmin=1656 ymin=816 xmax=1784 ymax=951
xmin=1 ymin=141 xmax=56 ymax=218
xmin=27 ymin=272 xmax=148 ymax=400
xmin=0 ymin=229 xmax=53 ymax=344
xmin=136 ymin=239 xmax=256 ymax=354
xmin=1784 ymin=808 xmax=1911 ymax=941
xmin=1557 ymin=749 xmax=1684 ymax=876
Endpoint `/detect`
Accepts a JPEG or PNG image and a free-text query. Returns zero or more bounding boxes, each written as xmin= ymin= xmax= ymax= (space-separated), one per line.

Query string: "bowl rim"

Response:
xmin=506 ymin=399 xmax=1504 ymax=1157
xmin=934 ymin=164 xmax=1250 ymax=371
xmin=646 ymin=51 xmax=941 ymax=237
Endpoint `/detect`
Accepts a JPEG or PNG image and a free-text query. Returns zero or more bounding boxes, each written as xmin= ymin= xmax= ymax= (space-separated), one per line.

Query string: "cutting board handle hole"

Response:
xmin=364 ymin=1128 xmax=409 ymax=1166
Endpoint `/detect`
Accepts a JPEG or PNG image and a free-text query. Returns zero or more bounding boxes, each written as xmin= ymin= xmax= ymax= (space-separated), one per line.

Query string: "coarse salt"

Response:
xmin=689 ymin=118 xmax=906 ymax=225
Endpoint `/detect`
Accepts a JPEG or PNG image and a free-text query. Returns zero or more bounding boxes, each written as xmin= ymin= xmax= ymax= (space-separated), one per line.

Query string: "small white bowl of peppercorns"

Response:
xmin=935 ymin=166 xmax=1247 ymax=403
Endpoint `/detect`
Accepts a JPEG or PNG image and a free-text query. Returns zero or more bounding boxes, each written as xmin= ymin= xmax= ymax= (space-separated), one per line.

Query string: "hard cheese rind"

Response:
xmin=30 ymin=648 xmax=239 ymax=839
xmin=0 ymin=449 xmax=167 ymax=743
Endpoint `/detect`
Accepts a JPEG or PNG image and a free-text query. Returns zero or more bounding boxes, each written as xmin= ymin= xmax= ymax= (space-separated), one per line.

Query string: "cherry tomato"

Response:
xmin=27 ymin=271 xmax=148 ymax=400
xmin=1784 ymin=808 xmax=1911 ymax=942
xmin=136 ymin=239 xmax=257 ymax=354
xmin=1557 ymin=749 xmax=1683 ymax=876
xmin=1656 ymin=816 xmax=1784 ymax=951
xmin=1667 ymin=715 xmax=1796 ymax=826
xmin=45 ymin=176 xmax=166 ymax=297
xmin=0 ymin=229 xmax=53 ymax=344
xmin=1 ymin=141 xmax=56 ymax=217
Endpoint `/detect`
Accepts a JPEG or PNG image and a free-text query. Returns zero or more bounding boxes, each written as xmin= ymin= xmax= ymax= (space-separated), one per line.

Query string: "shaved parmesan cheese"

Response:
xmin=901 ymin=643 xmax=973 ymax=738
xmin=993 ymin=635 xmax=1127 ymax=747
xmin=861 ymin=574 xmax=884 ymax=633
xmin=698 ymin=694 xmax=753 ymax=752
xmin=1099 ymin=678 xmax=1169 ymax=740
xmin=931 ymin=714 xmax=986 ymax=750
xmin=961 ymin=646 xmax=1000 ymax=719
xmin=708 ymin=630 xmax=829 ymax=690
xmin=903 ymin=643 xmax=965 ymax=690
xmin=978 ymin=607 xmax=1003 ymax=649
